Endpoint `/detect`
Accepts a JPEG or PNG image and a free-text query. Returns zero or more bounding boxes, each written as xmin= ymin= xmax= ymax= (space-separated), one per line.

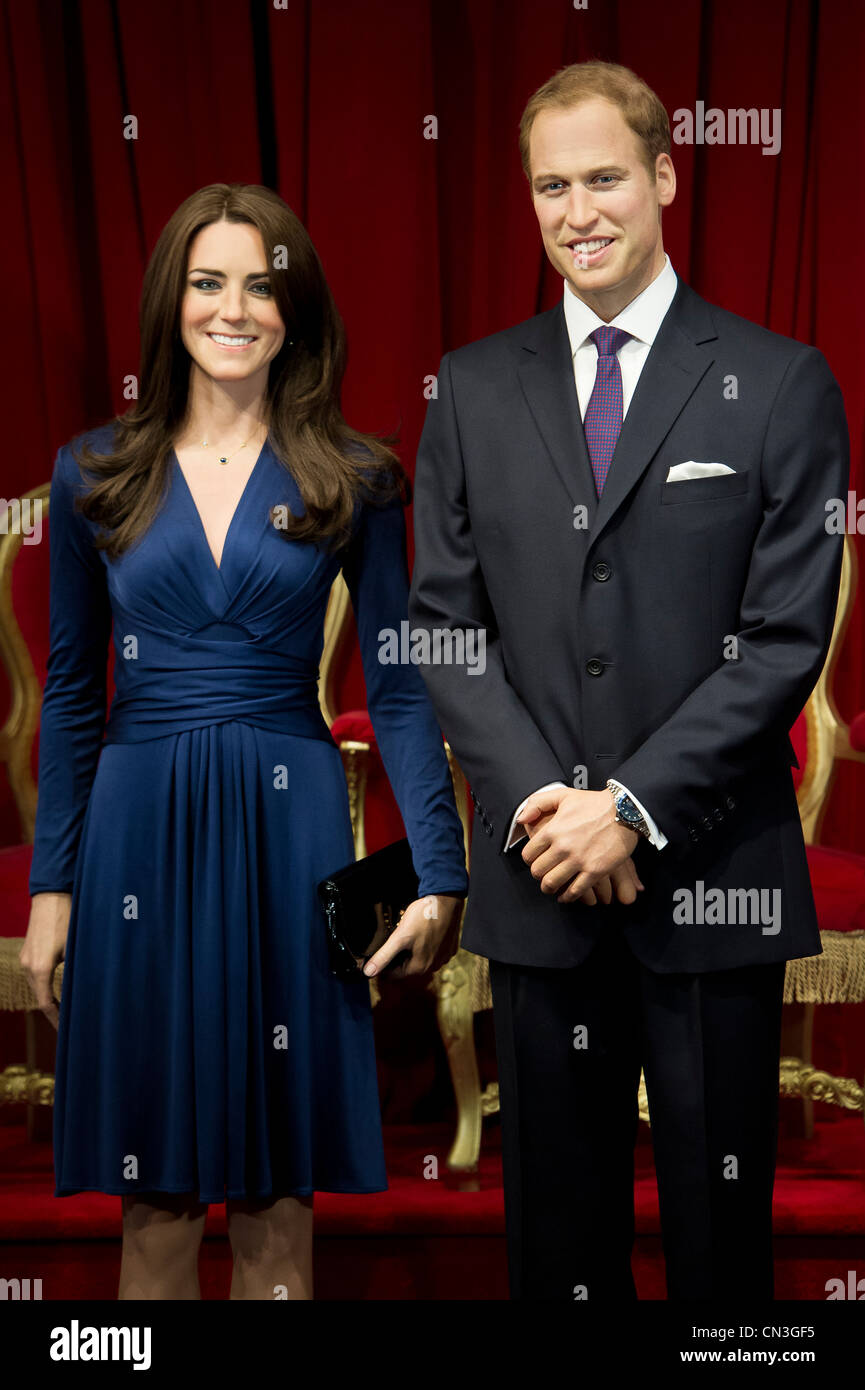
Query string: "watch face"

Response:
xmin=617 ymin=797 xmax=642 ymax=824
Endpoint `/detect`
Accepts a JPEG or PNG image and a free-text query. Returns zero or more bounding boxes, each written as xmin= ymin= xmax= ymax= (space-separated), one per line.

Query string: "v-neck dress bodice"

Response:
xmin=28 ymin=423 xmax=468 ymax=1202
xmin=102 ymin=440 xmax=341 ymax=743
xmin=172 ymin=443 xmax=265 ymax=576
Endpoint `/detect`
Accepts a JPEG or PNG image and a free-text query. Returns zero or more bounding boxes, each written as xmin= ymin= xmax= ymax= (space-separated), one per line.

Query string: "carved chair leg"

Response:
xmin=25 ymin=1009 xmax=54 ymax=1142
xmin=434 ymin=946 xmax=482 ymax=1171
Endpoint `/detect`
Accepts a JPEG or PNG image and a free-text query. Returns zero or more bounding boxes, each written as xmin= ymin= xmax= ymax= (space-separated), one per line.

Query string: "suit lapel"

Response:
xmin=517 ymin=303 xmax=598 ymax=529
xmin=515 ymin=280 xmax=719 ymax=545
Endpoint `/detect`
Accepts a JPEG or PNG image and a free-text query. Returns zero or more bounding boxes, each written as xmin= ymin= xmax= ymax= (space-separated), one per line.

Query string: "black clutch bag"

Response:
xmin=317 ymin=837 xmax=419 ymax=979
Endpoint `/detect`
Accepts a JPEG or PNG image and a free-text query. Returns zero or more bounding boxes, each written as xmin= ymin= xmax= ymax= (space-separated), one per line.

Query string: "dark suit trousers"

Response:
xmin=489 ymin=922 xmax=786 ymax=1301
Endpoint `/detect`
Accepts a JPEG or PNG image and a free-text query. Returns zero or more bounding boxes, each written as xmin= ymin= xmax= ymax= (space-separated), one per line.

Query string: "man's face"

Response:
xmin=529 ymin=98 xmax=675 ymax=320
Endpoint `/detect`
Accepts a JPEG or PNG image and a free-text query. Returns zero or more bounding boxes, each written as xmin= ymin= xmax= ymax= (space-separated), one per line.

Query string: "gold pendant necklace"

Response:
xmin=199 ymin=428 xmax=262 ymax=465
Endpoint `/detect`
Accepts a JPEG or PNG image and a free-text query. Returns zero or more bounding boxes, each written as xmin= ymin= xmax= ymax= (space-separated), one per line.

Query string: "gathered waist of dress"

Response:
xmin=102 ymin=635 xmax=334 ymax=745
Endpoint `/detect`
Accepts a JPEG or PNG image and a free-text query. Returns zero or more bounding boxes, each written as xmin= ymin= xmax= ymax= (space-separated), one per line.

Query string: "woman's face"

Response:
xmin=180 ymin=219 xmax=286 ymax=389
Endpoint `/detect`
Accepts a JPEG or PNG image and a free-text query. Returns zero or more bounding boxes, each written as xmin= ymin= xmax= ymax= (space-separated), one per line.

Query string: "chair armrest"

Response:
xmin=836 ymin=711 xmax=865 ymax=762
xmin=848 ymin=711 xmax=865 ymax=754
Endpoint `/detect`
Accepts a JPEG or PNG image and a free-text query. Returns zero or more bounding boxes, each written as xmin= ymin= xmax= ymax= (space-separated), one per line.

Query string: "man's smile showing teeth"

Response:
xmin=207 ymin=333 xmax=257 ymax=348
xmin=569 ymin=237 xmax=614 ymax=265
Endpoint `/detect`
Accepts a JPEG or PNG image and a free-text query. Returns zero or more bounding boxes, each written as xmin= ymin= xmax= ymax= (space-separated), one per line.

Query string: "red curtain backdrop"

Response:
xmin=2 ymin=0 xmax=863 ymax=848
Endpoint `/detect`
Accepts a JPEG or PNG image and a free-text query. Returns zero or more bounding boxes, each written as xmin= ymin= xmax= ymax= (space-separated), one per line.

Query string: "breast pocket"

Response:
xmin=660 ymin=468 xmax=751 ymax=505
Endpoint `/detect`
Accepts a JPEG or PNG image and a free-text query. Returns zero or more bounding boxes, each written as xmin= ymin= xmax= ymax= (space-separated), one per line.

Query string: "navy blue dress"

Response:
xmin=28 ymin=425 xmax=469 ymax=1202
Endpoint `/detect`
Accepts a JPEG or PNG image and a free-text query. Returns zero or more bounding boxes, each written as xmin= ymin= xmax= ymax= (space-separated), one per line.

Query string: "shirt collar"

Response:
xmin=562 ymin=253 xmax=678 ymax=355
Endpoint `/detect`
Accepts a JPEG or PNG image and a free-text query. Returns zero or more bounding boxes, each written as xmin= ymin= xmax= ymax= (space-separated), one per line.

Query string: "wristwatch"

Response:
xmin=606 ymin=782 xmax=652 ymax=841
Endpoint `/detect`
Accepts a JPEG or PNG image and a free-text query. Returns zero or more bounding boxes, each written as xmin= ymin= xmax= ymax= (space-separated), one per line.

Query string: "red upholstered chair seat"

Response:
xmin=330 ymin=710 xmax=376 ymax=746
xmin=805 ymin=845 xmax=865 ymax=934
xmin=0 ymin=845 xmax=35 ymax=937
xmin=779 ymin=537 xmax=865 ymax=1138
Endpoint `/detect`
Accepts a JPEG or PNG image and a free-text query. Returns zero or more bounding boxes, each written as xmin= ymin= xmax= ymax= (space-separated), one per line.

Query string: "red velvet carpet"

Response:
xmin=1 ymin=1108 xmax=863 ymax=1300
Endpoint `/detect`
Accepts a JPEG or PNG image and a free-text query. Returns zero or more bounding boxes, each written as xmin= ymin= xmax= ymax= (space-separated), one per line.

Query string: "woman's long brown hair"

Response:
xmin=73 ymin=182 xmax=409 ymax=558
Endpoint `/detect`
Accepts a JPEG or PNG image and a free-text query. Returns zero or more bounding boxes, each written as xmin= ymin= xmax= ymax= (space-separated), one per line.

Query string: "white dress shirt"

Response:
xmin=504 ymin=255 xmax=678 ymax=854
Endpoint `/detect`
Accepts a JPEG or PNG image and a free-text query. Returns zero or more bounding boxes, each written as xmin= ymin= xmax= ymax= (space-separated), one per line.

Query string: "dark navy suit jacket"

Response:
xmin=408 ymin=278 xmax=849 ymax=971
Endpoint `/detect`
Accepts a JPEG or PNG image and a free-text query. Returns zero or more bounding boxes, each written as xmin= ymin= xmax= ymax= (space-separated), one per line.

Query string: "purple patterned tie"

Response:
xmin=583 ymin=326 xmax=632 ymax=496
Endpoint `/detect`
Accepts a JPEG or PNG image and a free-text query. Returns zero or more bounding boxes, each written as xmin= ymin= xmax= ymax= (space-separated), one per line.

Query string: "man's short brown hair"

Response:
xmin=519 ymin=60 xmax=671 ymax=182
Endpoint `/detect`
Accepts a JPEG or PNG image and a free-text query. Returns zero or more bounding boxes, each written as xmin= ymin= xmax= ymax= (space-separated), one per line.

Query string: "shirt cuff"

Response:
xmin=606 ymin=778 xmax=668 ymax=849
xmin=504 ymin=781 xmax=569 ymax=852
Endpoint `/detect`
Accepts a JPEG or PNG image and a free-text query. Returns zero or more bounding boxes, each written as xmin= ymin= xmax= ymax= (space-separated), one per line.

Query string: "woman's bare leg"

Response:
xmin=118 ymin=1193 xmax=209 ymax=1300
xmin=226 ymin=1193 xmax=314 ymax=1300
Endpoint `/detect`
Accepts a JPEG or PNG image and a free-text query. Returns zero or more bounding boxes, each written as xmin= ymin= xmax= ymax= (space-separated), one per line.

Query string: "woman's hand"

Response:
xmin=363 ymin=893 xmax=464 ymax=981
xmin=19 ymin=892 xmax=71 ymax=1031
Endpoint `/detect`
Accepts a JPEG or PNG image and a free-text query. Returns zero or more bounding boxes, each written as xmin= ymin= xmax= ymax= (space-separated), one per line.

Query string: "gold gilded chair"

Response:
xmin=778 ymin=534 xmax=865 ymax=1131
xmin=0 ymin=482 xmax=58 ymax=1133
xmin=320 ymin=572 xmax=486 ymax=1171
xmin=635 ymin=536 xmax=865 ymax=1128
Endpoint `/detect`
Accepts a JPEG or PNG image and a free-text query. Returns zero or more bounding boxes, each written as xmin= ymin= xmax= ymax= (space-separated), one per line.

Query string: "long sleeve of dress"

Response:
xmin=340 ymin=492 xmax=469 ymax=901
xmin=28 ymin=445 xmax=112 ymax=896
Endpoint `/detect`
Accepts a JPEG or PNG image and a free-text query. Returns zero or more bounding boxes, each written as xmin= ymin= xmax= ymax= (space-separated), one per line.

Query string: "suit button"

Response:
xmin=726 ymin=795 xmax=736 ymax=810
xmin=700 ymin=816 xmax=714 ymax=831
xmin=484 ymin=822 xmax=493 ymax=836
xmin=689 ymin=827 xmax=700 ymax=842
xmin=592 ymin=561 xmax=611 ymax=582
xmin=713 ymin=807 xmax=724 ymax=821
xmin=586 ymin=659 xmax=604 ymax=676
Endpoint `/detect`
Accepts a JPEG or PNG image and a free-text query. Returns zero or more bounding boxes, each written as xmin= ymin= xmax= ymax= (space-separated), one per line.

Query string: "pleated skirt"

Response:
xmin=53 ymin=720 xmax=387 ymax=1202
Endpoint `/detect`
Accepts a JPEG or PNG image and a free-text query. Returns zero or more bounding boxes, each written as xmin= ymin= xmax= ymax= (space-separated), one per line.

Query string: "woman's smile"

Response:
xmin=204 ymin=331 xmax=258 ymax=351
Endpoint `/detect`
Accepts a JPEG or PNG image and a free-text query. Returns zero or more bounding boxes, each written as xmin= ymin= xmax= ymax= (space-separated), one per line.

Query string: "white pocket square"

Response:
xmin=665 ymin=461 xmax=736 ymax=482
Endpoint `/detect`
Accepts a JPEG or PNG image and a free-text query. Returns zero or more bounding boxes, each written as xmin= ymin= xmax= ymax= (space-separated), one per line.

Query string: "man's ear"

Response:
xmin=655 ymin=151 xmax=676 ymax=208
